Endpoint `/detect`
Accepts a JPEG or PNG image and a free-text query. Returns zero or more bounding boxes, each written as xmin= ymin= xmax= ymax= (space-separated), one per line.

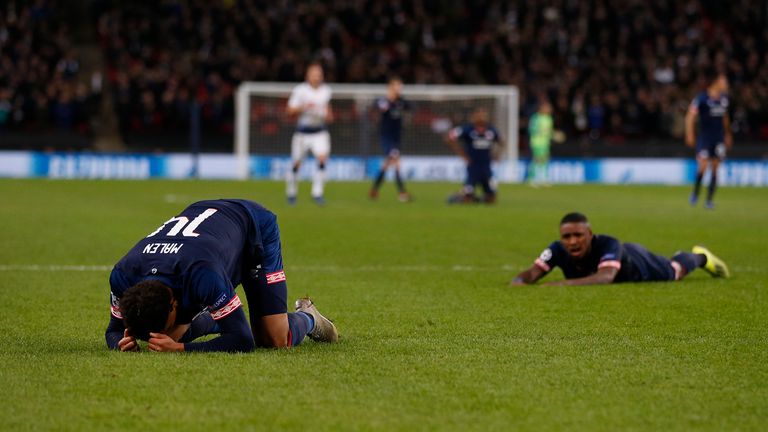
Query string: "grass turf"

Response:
xmin=0 ymin=179 xmax=766 ymax=431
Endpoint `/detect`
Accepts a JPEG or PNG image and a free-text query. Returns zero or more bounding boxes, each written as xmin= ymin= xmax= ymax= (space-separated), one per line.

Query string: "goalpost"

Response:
xmin=234 ymin=83 xmax=519 ymax=181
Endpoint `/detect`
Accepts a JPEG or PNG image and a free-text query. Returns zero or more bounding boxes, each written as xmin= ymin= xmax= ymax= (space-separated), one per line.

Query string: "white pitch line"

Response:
xmin=0 ymin=264 xmax=514 ymax=273
xmin=0 ymin=264 xmax=113 ymax=272
xmin=0 ymin=264 xmax=763 ymax=274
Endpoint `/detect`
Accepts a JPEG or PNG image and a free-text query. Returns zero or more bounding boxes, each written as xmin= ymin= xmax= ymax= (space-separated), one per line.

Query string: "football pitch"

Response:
xmin=0 ymin=179 xmax=766 ymax=431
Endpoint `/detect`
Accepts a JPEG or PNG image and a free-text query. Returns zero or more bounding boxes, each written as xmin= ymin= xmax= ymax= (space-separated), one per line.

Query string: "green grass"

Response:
xmin=0 ymin=179 xmax=766 ymax=431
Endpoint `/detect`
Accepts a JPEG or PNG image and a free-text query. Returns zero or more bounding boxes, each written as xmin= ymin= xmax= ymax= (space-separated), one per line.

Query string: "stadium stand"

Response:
xmin=2 ymin=1 xmax=767 ymax=155
xmin=0 ymin=1 xmax=103 ymax=149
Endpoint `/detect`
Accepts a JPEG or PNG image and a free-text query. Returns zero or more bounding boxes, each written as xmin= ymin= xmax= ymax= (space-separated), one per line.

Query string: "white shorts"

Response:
xmin=291 ymin=131 xmax=331 ymax=161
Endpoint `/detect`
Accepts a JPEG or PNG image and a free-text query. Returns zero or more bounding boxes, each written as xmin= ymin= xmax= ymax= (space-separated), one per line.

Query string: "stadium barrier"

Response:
xmin=1 ymin=151 xmax=767 ymax=186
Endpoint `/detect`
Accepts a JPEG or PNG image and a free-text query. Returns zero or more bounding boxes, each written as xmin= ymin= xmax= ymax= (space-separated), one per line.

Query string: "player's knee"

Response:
xmin=239 ymin=334 xmax=257 ymax=352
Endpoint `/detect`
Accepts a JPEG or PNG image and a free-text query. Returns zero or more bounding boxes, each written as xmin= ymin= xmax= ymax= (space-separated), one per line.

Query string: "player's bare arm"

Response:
xmin=510 ymin=263 xmax=546 ymax=286
xmin=723 ymin=112 xmax=733 ymax=149
xmin=684 ymin=106 xmax=697 ymax=148
xmin=164 ymin=323 xmax=190 ymax=341
xmin=541 ymin=267 xmax=619 ymax=286
xmin=286 ymin=104 xmax=304 ymax=117
xmin=445 ymin=134 xmax=468 ymax=162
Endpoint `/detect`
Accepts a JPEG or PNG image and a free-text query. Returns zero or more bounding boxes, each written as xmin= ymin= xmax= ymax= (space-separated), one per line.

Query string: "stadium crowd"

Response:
xmin=3 ymin=0 xmax=768 ymax=144
xmin=0 ymin=1 xmax=100 ymax=134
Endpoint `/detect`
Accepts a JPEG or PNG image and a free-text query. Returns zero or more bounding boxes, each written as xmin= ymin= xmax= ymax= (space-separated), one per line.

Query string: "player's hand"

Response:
xmin=685 ymin=134 xmax=695 ymax=148
xmin=118 ymin=329 xmax=139 ymax=352
xmin=148 ymin=333 xmax=185 ymax=353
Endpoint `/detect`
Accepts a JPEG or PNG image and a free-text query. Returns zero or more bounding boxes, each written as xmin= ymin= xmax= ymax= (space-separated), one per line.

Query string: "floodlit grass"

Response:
xmin=0 ymin=179 xmax=766 ymax=431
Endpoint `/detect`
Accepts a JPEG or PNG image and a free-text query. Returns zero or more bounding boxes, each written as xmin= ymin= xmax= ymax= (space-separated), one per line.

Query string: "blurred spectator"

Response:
xmin=4 ymin=0 xmax=764 ymax=145
xmin=0 ymin=1 xmax=99 ymax=135
xmin=94 ymin=0 xmax=768 ymax=143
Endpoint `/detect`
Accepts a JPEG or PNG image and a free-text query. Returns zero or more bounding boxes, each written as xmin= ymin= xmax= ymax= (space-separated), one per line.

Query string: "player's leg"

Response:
xmin=287 ymin=133 xmax=307 ymax=204
xmin=251 ymin=206 xmax=337 ymax=345
xmin=529 ymin=141 xmax=544 ymax=183
xmin=311 ymin=131 xmax=330 ymax=204
xmin=370 ymin=144 xmax=393 ymax=199
xmin=239 ymin=247 xmax=313 ymax=347
xmin=668 ymin=251 xmax=708 ymax=280
xmin=390 ymin=148 xmax=411 ymax=201
xmin=539 ymin=144 xmax=551 ymax=184
xmin=449 ymin=165 xmax=474 ymax=204
xmin=690 ymin=148 xmax=709 ymax=205
xmin=480 ymin=167 xmax=496 ymax=204
xmin=464 ymin=165 xmax=480 ymax=202
xmin=705 ymin=145 xmax=725 ymax=209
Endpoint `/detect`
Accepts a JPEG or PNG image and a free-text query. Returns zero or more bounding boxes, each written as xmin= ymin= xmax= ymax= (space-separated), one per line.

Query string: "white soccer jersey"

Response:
xmin=287 ymin=82 xmax=332 ymax=131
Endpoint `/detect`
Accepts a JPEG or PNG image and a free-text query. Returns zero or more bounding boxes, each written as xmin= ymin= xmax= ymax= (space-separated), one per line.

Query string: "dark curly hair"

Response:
xmin=560 ymin=212 xmax=590 ymax=226
xmin=119 ymin=280 xmax=174 ymax=341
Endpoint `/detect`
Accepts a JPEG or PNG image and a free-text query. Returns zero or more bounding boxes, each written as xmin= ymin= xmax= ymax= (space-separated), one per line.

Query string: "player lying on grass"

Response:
xmin=510 ymin=212 xmax=730 ymax=286
xmin=105 ymin=199 xmax=338 ymax=353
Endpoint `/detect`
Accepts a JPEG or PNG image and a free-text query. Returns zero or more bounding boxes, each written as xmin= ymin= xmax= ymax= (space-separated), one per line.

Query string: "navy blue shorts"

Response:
xmin=381 ymin=137 xmax=401 ymax=158
xmin=230 ymin=200 xmax=288 ymax=317
xmin=466 ymin=164 xmax=492 ymax=184
xmin=696 ymin=139 xmax=726 ymax=160
xmin=623 ymin=243 xmax=675 ymax=282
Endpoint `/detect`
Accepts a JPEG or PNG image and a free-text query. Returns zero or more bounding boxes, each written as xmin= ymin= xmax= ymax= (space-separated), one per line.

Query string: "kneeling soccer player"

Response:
xmin=510 ymin=212 xmax=730 ymax=286
xmin=105 ymin=199 xmax=338 ymax=353
xmin=445 ymin=107 xmax=504 ymax=204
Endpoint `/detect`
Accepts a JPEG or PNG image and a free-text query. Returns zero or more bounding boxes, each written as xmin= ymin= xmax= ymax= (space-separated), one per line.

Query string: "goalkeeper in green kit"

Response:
xmin=527 ymin=102 xmax=554 ymax=186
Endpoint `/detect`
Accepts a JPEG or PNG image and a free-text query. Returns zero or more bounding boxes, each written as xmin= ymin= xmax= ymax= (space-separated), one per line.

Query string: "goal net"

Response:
xmin=234 ymin=83 xmax=518 ymax=181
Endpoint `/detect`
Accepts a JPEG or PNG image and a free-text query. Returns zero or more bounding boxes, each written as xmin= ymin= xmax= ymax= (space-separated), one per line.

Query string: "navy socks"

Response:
xmin=287 ymin=312 xmax=315 ymax=346
xmin=671 ymin=252 xmax=707 ymax=275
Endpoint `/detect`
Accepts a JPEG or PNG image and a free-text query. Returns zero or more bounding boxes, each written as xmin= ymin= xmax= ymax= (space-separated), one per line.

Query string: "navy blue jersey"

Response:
xmin=376 ymin=96 xmax=410 ymax=142
xmin=690 ymin=92 xmax=728 ymax=146
xmin=533 ymin=234 xmax=674 ymax=283
xmin=109 ymin=199 xmax=284 ymax=325
xmin=449 ymin=124 xmax=501 ymax=167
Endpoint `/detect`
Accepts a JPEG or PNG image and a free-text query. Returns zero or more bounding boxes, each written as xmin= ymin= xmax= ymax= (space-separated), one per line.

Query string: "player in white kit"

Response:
xmin=286 ymin=63 xmax=333 ymax=205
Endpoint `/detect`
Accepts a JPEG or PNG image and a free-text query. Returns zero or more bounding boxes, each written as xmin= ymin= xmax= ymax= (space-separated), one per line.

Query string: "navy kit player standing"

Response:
xmin=369 ymin=77 xmax=412 ymax=202
xmin=685 ymin=71 xmax=733 ymax=209
xmin=105 ymin=199 xmax=338 ymax=353
xmin=511 ymin=212 xmax=730 ymax=286
xmin=446 ymin=107 xmax=504 ymax=203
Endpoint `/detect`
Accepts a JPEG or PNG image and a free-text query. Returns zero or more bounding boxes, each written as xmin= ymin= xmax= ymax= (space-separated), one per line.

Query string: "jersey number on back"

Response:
xmin=146 ymin=208 xmax=218 ymax=238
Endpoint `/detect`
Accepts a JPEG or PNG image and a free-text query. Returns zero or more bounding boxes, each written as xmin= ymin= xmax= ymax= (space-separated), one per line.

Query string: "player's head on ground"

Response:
xmin=704 ymin=68 xmax=728 ymax=94
xmin=119 ymin=280 xmax=178 ymax=341
xmin=306 ymin=62 xmax=324 ymax=87
xmin=559 ymin=212 xmax=593 ymax=259
xmin=387 ymin=76 xmax=403 ymax=96
xmin=471 ymin=107 xmax=489 ymax=127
